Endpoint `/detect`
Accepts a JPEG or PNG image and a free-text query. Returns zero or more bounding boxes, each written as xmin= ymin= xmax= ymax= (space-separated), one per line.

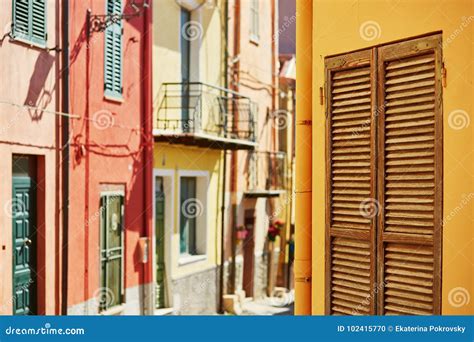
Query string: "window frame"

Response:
xmin=249 ymin=0 xmax=260 ymax=44
xmin=177 ymin=170 xmax=209 ymax=265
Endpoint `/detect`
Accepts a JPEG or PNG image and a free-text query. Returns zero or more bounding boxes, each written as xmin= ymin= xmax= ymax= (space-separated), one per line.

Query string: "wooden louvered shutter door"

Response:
xmin=377 ymin=34 xmax=442 ymax=315
xmin=325 ymin=49 xmax=377 ymax=315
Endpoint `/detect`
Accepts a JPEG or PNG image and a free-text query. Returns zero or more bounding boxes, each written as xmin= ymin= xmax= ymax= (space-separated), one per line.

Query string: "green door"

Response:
xmin=99 ymin=194 xmax=124 ymax=312
xmin=12 ymin=157 xmax=37 ymax=315
xmin=155 ymin=177 xmax=166 ymax=308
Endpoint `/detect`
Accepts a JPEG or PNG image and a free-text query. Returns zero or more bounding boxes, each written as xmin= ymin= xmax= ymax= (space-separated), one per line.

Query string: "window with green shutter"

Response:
xmin=104 ymin=0 xmax=123 ymax=98
xmin=11 ymin=0 xmax=47 ymax=46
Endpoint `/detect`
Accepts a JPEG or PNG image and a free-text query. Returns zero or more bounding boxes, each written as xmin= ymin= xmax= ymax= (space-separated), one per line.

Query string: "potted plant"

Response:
xmin=236 ymin=225 xmax=248 ymax=240
xmin=267 ymin=219 xmax=284 ymax=241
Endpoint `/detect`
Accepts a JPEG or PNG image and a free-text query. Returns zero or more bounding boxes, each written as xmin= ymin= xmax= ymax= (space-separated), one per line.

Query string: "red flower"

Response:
xmin=267 ymin=225 xmax=280 ymax=241
xmin=273 ymin=219 xmax=284 ymax=226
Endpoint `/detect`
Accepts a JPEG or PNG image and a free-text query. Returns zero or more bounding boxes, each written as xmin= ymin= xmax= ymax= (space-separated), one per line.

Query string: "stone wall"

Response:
xmin=171 ymin=266 xmax=218 ymax=315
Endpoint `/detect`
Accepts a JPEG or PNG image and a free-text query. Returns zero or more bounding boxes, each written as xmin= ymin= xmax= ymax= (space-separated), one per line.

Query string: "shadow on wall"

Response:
xmin=23 ymin=50 xmax=55 ymax=121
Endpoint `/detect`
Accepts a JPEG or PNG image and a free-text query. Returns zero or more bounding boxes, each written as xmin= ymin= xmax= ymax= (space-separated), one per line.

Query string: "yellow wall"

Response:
xmin=310 ymin=0 xmax=473 ymax=314
xmin=152 ymin=0 xmax=225 ymax=279
xmin=153 ymin=144 xmax=222 ymax=278
xmin=152 ymin=0 xmax=224 ymax=125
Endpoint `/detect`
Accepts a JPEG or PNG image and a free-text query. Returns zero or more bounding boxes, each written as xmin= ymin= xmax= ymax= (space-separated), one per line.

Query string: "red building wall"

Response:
xmin=67 ymin=0 xmax=152 ymax=314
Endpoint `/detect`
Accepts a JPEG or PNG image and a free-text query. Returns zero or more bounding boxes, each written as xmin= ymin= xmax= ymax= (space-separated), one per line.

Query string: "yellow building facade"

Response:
xmin=295 ymin=0 xmax=473 ymax=315
xmin=152 ymin=0 xmax=256 ymax=314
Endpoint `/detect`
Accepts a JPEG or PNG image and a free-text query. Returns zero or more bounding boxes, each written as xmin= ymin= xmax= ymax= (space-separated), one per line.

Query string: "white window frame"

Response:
xmin=177 ymin=170 xmax=209 ymax=266
xmin=249 ymin=0 xmax=260 ymax=43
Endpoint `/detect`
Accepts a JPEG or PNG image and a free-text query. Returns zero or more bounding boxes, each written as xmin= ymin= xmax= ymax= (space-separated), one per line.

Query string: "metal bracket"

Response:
xmin=88 ymin=0 xmax=149 ymax=34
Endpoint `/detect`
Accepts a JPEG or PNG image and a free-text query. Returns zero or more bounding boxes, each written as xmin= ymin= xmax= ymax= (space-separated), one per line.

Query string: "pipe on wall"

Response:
xmin=218 ymin=0 xmax=229 ymax=314
xmin=228 ymin=0 xmax=241 ymax=295
xmin=294 ymin=0 xmax=312 ymax=315
xmin=142 ymin=0 xmax=153 ymax=315
xmin=60 ymin=0 xmax=70 ymax=315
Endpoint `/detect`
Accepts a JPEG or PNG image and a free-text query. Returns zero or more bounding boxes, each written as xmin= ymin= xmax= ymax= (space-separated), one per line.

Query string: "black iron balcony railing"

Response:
xmin=154 ymin=82 xmax=256 ymax=149
xmin=245 ymin=151 xmax=287 ymax=197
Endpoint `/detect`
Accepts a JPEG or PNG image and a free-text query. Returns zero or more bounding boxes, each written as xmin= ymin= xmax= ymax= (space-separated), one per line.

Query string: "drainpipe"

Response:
xmin=218 ymin=0 xmax=229 ymax=314
xmin=267 ymin=0 xmax=277 ymax=297
xmin=60 ymin=0 xmax=70 ymax=316
xmin=142 ymin=1 xmax=153 ymax=315
xmin=229 ymin=0 xmax=241 ymax=295
xmin=294 ymin=0 xmax=312 ymax=315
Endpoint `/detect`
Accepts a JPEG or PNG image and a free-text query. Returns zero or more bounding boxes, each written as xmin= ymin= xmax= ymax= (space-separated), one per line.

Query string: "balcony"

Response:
xmin=154 ymin=82 xmax=257 ymax=150
xmin=244 ymin=151 xmax=287 ymax=198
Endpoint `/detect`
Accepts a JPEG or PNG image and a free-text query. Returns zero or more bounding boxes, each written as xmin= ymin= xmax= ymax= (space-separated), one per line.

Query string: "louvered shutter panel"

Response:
xmin=12 ymin=0 xmax=30 ymax=39
xmin=31 ymin=0 xmax=46 ymax=44
xmin=104 ymin=0 xmax=123 ymax=97
xmin=377 ymin=34 xmax=442 ymax=315
xmin=325 ymin=49 xmax=377 ymax=315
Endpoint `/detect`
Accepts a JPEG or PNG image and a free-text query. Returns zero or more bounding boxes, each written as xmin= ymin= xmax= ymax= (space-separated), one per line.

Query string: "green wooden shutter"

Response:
xmin=12 ymin=0 xmax=47 ymax=46
xmin=104 ymin=0 xmax=123 ymax=98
